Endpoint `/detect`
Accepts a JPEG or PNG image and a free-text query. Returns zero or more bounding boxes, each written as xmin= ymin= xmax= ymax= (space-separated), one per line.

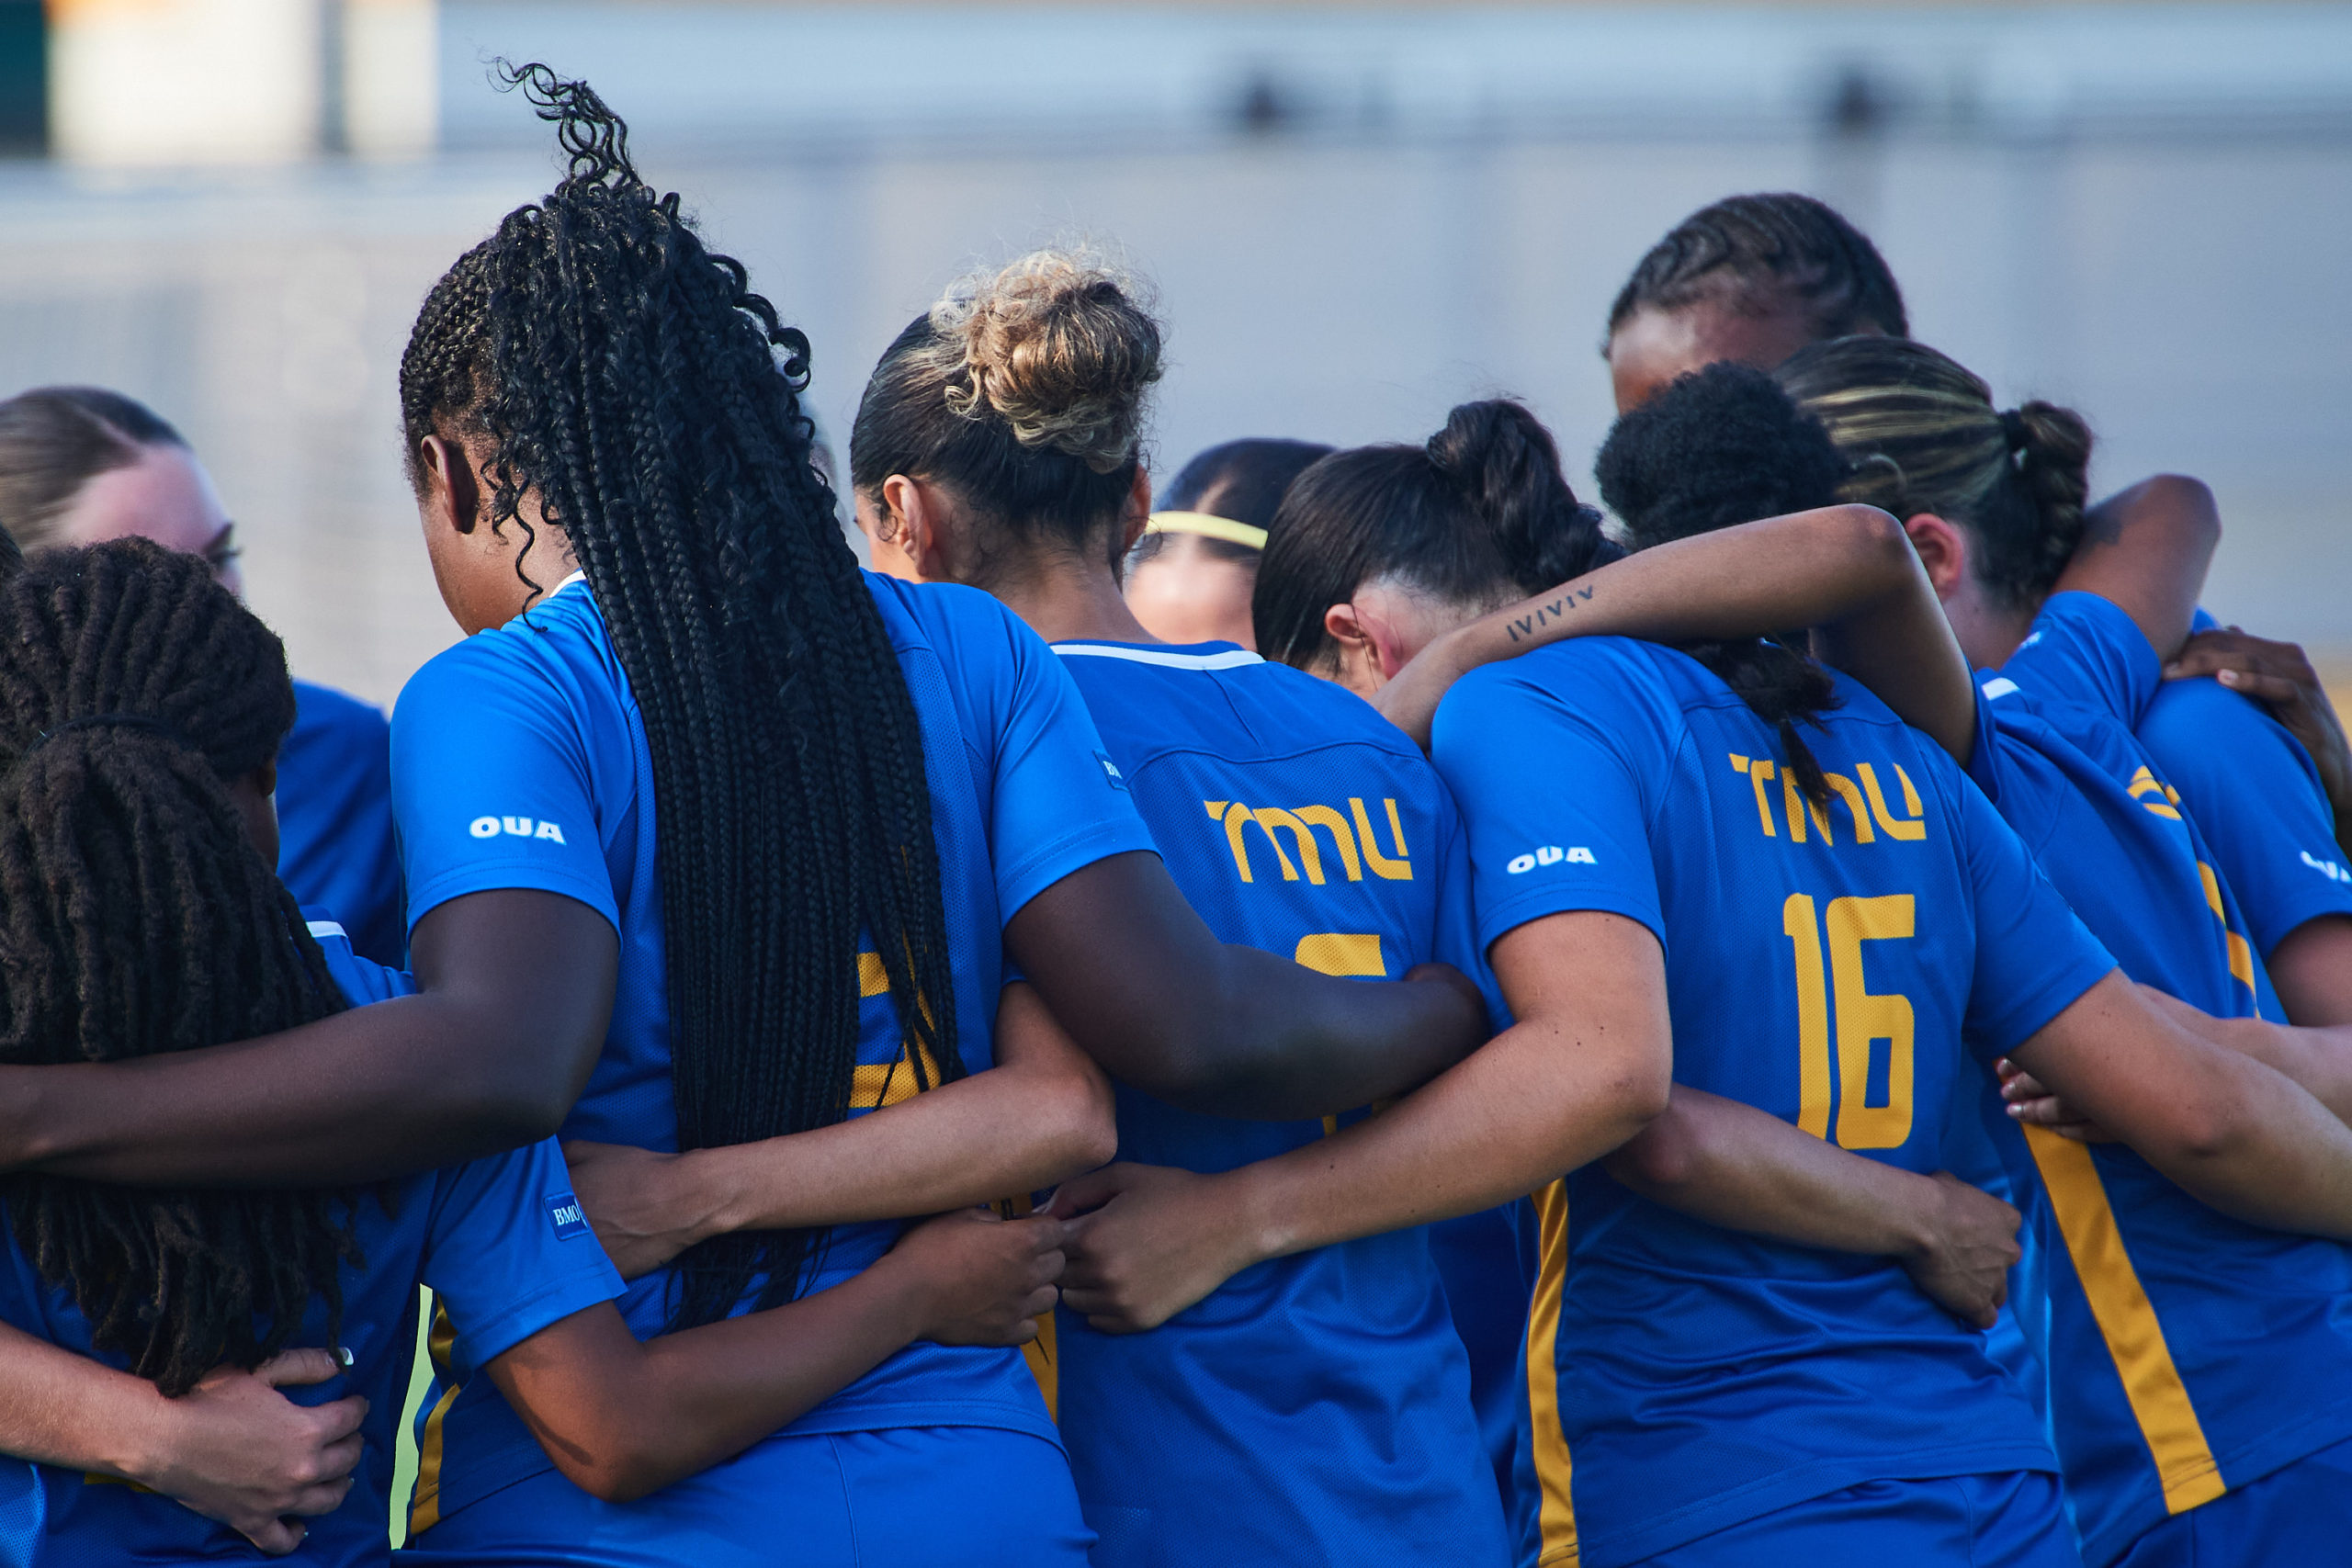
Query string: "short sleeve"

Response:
xmin=1432 ymin=657 xmax=1666 ymax=957
xmin=2000 ymin=592 xmax=2162 ymax=728
xmin=2140 ymin=678 xmax=2352 ymax=957
xmin=390 ymin=637 xmax=620 ymax=938
xmin=423 ymin=1139 xmax=624 ymax=1371
xmin=1954 ymin=774 xmax=2119 ymax=1060
xmin=975 ymin=614 xmax=1159 ymax=919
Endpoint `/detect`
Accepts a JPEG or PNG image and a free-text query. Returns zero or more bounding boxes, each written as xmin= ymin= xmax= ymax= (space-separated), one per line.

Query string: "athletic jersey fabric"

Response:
xmin=1432 ymin=637 xmax=2108 ymax=1568
xmin=0 ymin=915 xmax=621 ymax=1568
xmin=1967 ymin=592 xmax=2352 ymax=1566
xmin=2134 ymin=612 xmax=2352 ymax=963
xmin=279 ymin=680 xmax=405 ymax=966
xmin=1428 ymin=1199 xmax=1539 ymax=1514
xmin=1048 ymin=638 xmax=1507 ymax=1568
xmin=391 ymin=573 xmax=1153 ymax=1540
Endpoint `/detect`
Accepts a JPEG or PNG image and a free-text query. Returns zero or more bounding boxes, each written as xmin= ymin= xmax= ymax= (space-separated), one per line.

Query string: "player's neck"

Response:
xmin=989 ymin=558 xmax=1158 ymax=648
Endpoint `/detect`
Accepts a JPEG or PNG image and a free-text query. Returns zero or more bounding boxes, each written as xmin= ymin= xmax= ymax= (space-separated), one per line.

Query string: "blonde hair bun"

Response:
xmin=933 ymin=250 xmax=1162 ymax=475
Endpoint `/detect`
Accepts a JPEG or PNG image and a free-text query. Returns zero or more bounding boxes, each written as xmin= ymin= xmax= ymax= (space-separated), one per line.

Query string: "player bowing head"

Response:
xmin=1124 ymin=436 xmax=1330 ymax=648
xmin=852 ymin=250 xmax=1511 ymax=1565
xmin=1603 ymin=191 xmax=1906 ymax=412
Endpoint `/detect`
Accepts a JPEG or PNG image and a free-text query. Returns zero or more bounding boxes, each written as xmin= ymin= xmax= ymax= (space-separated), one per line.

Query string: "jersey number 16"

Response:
xmin=1781 ymin=892 xmax=1916 ymax=1151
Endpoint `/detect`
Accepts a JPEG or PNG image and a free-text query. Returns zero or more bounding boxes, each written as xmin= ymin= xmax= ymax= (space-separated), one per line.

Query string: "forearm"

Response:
xmin=1600 ymin=1086 xmax=1939 ymax=1255
xmin=2200 ymin=1015 xmax=2352 ymax=1126
xmin=1 ymin=992 xmax=580 ymax=1188
xmin=0 ymin=1324 xmax=175 ymax=1480
xmin=688 ymin=1063 xmax=1111 ymax=1236
xmin=1221 ymin=1016 xmax=1660 ymax=1263
xmin=2154 ymin=1053 xmax=2352 ymax=1239
xmin=495 ymin=1270 xmax=928 ymax=1504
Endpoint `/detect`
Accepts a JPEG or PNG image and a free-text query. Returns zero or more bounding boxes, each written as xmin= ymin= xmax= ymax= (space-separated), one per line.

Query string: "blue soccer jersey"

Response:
xmin=2135 ymin=613 xmax=2352 ymax=964
xmin=278 ymin=681 xmax=405 ymax=966
xmin=1432 ymin=637 xmax=2109 ymax=1568
xmin=0 ymin=918 xmax=622 ymax=1568
xmin=1968 ymin=592 xmax=2352 ymax=1566
xmin=1046 ymin=639 xmax=1506 ymax=1568
xmin=390 ymin=574 xmax=1154 ymax=1545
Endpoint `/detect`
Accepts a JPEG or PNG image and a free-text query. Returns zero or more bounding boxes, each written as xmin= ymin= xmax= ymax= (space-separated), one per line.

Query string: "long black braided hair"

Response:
xmin=0 ymin=539 xmax=361 ymax=1396
xmin=398 ymin=66 xmax=959 ymax=1326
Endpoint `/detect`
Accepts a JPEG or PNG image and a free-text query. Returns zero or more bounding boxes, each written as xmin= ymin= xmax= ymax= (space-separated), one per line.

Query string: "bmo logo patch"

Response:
xmin=1507 ymin=844 xmax=1595 ymax=874
xmin=547 ymin=1191 xmax=590 ymax=1241
xmin=471 ymin=815 xmax=568 ymax=845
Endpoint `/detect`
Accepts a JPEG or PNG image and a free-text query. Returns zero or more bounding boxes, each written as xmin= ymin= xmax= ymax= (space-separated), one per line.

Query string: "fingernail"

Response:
xmin=2220 ymin=671 xmax=2239 ymax=685
xmin=336 ymin=1347 xmax=354 ymax=1368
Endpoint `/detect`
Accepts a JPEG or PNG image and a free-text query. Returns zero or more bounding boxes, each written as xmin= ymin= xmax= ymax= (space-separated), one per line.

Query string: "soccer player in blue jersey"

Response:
xmin=840 ymin=250 xmax=1512 ymax=1565
xmin=0 ymin=385 xmax=408 ymax=964
xmin=0 ymin=540 xmax=1078 ymax=1565
xmin=1245 ymin=389 xmax=2352 ymax=1567
xmin=0 ymin=73 xmax=1483 ymax=1566
xmin=1385 ymin=359 xmax=2352 ymax=1567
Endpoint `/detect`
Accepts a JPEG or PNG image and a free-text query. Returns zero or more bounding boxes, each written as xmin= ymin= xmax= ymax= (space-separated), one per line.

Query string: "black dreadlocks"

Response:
xmin=0 ymin=539 xmax=359 ymax=1396
xmin=397 ymin=66 xmax=959 ymax=1326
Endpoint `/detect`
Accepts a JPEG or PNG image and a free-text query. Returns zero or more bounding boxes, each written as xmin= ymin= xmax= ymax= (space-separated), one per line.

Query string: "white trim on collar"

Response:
xmin=548 ymin=570 xmax=590 ymax=598
xmin=1053 ymin=642 xmax=1261 ymax=671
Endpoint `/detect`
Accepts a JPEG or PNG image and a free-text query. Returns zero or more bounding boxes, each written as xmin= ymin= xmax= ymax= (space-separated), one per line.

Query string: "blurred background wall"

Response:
xmin=0 ymin=1 xmax=2346 ymax=708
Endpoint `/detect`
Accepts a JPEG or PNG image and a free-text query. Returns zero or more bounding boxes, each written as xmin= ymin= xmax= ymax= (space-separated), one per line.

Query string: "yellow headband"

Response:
xmin=1146 ymin=511 xmax=1268 ymax=552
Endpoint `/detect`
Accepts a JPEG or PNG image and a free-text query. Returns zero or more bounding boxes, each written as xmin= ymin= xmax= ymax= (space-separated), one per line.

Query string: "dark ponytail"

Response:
xmin=1776 ymin=335 xmax=2093 ymax=609
xmin=1255 ymin=399 xmax=1613 ymax=671
xmin=1594 ymin=361 xmax=1848 ymax=803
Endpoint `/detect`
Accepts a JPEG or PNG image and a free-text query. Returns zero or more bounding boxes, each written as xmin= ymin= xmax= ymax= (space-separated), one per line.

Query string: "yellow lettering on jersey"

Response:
xmin=2130 ymin=766 xmax=2185 ymax=820
xmin=1292 ymin=805 xmax=1364 ymax=881
xmin=1294 ymin=931 xmax=1385 ymax=978
xmin=2022 ymin=1127 xmax=2224 ymax=1514
xmin=1253 ymin=808 xmax=1325 ymax=882
xmin=854 ymin=1040 xmax=945 ymax=1110
xmin=1782 ymin=767 xmax=1832 ymax=844
xmin=858 ymin=950 xmax=888 ymax=998
xmin=1352 ymin=797 xmax=1414 ymax=880
xmin=2195 ymin=863 xmax=2261 ymax=998
xmin=1854 ymin=762 xmax=1928 ymax=840
xmin=1526 ymin=1179 xmax=1580 ymax=1565
xmin=1730 ymin=753 xmax=1777 ymax=838
xmin=1782 ymin=895 xmax=1834 ymax=1139
xmin=1823 ymin=772 xmax=1875 ymax=843
xmin=1826 ymin=896 xmax=1916 ymax=1149
xmin=408 ymin=1298 xmax=461 ymax=1537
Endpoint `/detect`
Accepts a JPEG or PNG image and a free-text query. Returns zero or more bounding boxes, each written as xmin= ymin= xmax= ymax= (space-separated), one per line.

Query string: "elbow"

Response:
xmin=553 ymin=1443 xmax=673 ymax=1506
xmin=1037 ymin=1065 xmax=1119 ymax=1176
xmin=2139 ymin=473 xmax=2222 ymax=551
xmin=1832 ymin=503 xmax=1914 ymax=565
xmin=473 ymin=1082 xmax=573 ymax=1149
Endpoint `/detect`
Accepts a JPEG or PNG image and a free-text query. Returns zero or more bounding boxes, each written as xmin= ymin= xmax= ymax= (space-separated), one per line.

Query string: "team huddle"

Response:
xmin=0 ymin=62 xmax=2345 ymax=1568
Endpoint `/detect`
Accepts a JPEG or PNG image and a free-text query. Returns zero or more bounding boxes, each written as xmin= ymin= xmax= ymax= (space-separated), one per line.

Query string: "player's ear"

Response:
xmin=1904 ymin=513 xmax=1970 ymax=601
xmin=883 ymin=475 xmax=960 ymax=583
xmin=416 ymin=435 xmax=481 ymax=538
xmin=1324 ymin=601 xmax=1387 ymax=694
xmin=1118 ymin=468 xmax=1153 ymax=556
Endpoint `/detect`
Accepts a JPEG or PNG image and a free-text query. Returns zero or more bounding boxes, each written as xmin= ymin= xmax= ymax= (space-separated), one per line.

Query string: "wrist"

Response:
xmin=1885 ymin=1169 xmax=1947 ymax=1264
xmin=682 ymin=1145 xmax=752 ymax=1246
xmin=1218 ymin=1165 xmax=1299 ymax=1269
xmin=107 ymin=1377 xmax=182 ymax=1488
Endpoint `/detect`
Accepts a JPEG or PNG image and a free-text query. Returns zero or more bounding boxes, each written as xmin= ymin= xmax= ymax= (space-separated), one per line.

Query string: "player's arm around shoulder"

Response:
xmin=2004 ymin=972 xmax=2352 ymax=1239
xmin=566 ymin=981 xmax=1114 ymax=1280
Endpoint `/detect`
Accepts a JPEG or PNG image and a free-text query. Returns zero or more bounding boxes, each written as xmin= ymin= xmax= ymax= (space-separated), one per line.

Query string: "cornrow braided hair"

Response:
xmin=1775 ymin=335 xmax=2094 ymax=610
xmin=1607 ymin=192 xmax=1909 ymax=344
xmin=0 ymin=538 xmax=360 ymax=1397
xmin=398 ymin=66 xmax=959 ymax=1327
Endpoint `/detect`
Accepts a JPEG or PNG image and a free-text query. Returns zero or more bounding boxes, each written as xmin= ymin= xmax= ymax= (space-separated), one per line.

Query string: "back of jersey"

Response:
xmin=1435 ymin=637 xmax=2107 ymax=1568
xmin=1049 ymin=639 xmax=1505 ymax=1568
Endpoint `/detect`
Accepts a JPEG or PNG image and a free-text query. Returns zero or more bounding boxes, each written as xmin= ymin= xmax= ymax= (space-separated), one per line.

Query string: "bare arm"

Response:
xmin=1600 ymin=1089 xmax=2024 ymax=1328
xmin=1373 ymin=504 xmax=1975 ymax=761
xmin=1047 ymin=911 xmax=1671 ymax=1331
xmin=0 ymin=890 xmax=616 ymax=1187
xmin=2267 ymin=918 xmax=2352 ymax=1030
xmin=1005 ymin=852 xmax=1488 ymax=1121
xmin=0 ymin=1337 xmax=364 ymax=1554
xmin=2006 ymin=970 xmax=2352 ymax=1237
xmin=486 ymin=1208 xmax=1064 ymax=1503
xmin=2008 ymin=984 xmax=2352 ymax=1131
xmin=2056 ymin=474 xmax=2220 ymax=662
xmin=565 ymin=982 xmax=1117 ymax=1280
